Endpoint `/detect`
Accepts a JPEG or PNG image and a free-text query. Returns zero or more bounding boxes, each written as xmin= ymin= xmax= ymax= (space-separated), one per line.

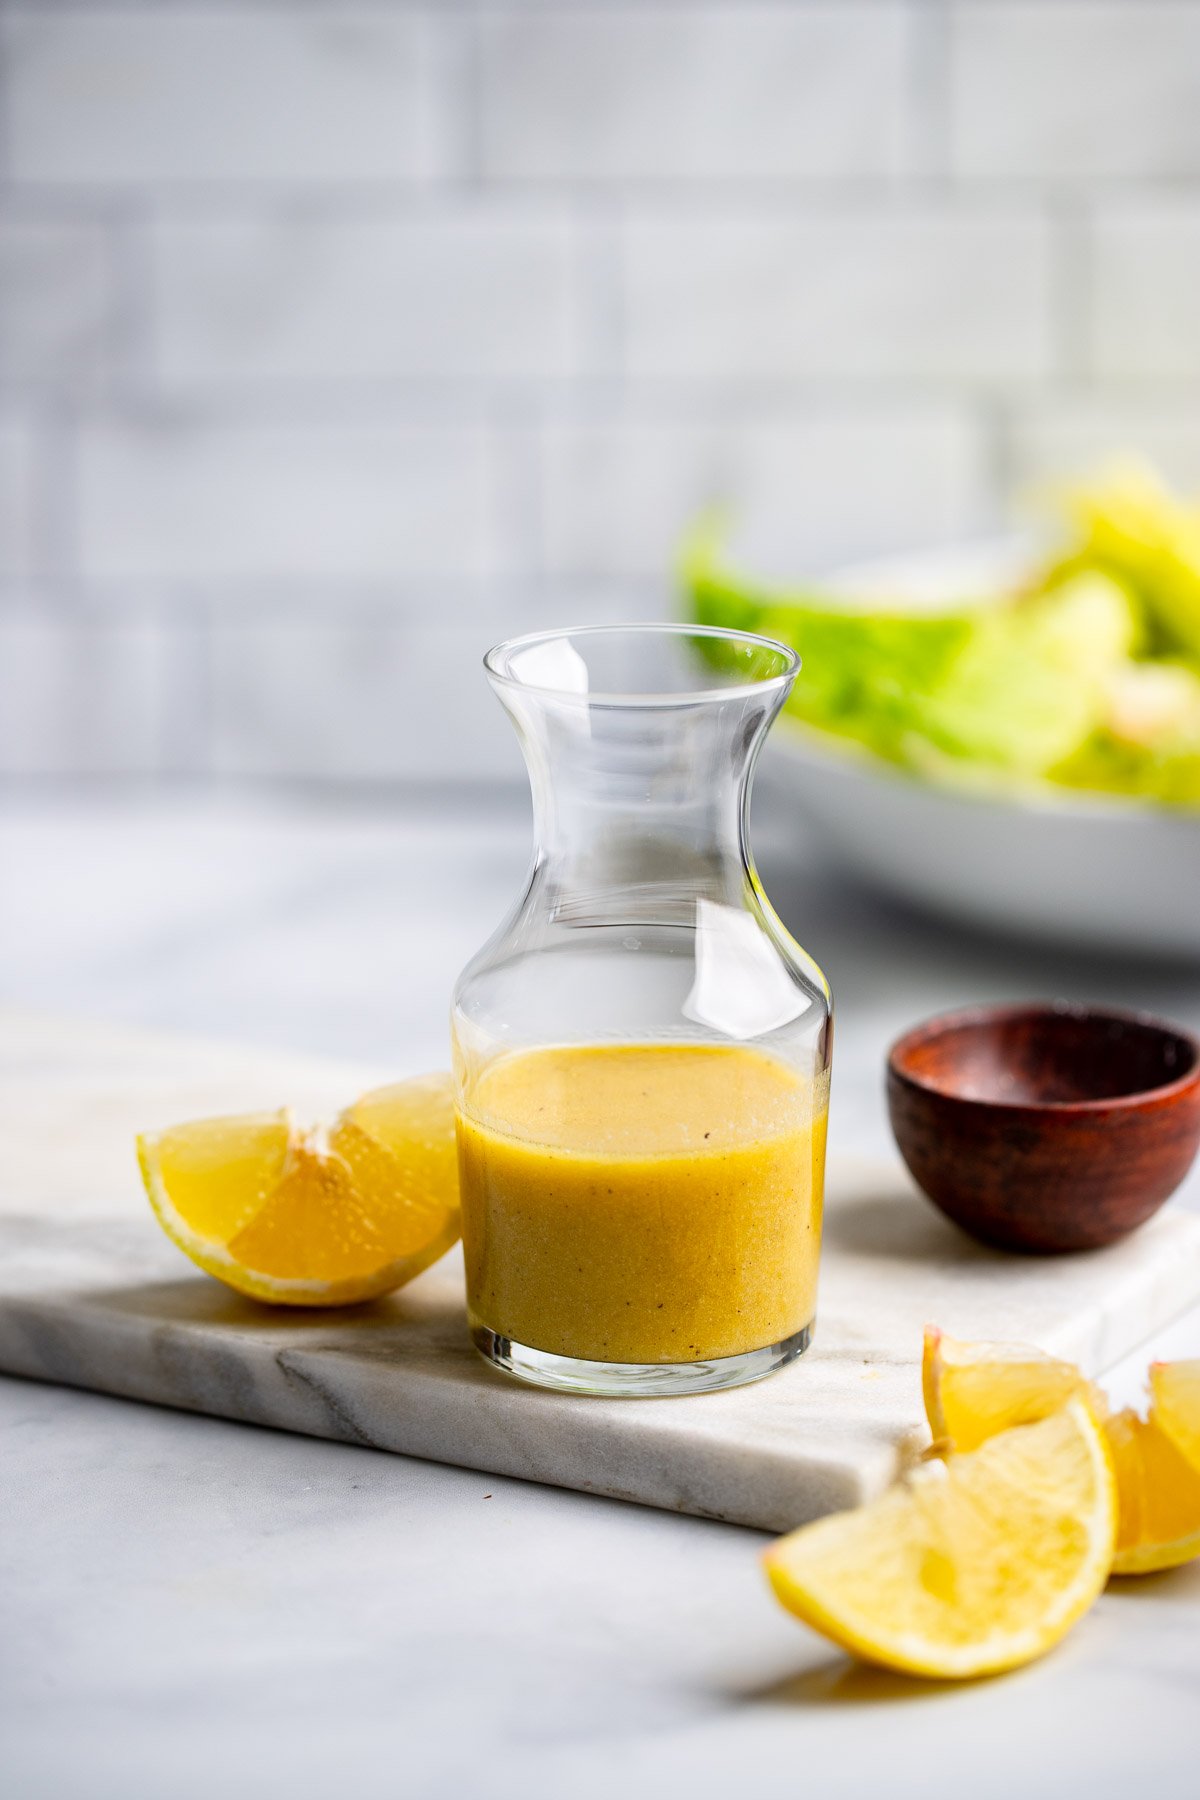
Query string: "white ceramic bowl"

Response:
xmin=764 ymin=728 xmax=1200 ymax=958
xmin=753 ymin=542 xmax=1200 ymax=959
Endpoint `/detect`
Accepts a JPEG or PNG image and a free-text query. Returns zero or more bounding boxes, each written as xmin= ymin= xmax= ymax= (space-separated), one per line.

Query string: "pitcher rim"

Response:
xmin=483 ymin=622 xmax=800 ymax=709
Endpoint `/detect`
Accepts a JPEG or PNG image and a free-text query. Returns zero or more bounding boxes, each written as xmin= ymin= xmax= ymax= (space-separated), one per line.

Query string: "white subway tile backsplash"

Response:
xmin=621 ymin=212 xmax=1054 ymax=381
xmin=0 ymin=421 xmax=38 ymax=579
xmin=1091 ymin=205 xmax=1200 ymax=379
xmin=151 ymin=212 xmax=578 ymax=384
xmin=541 ymin=410 xmax=993 ymax=581
xmin=208 ymin=579 xmax=689 ymax=782
xmin=2 ymin=13 xmax=442 ymax=185
xmin=0 ymin=218 xmax=118 ymax=388
xmin=1007 ymin=401 xmax=1200 ymax=498
xmin=950 ymin=6 xmax=1200 ymax=180
xmin=209 ymin=623 xmax=525 ymax=782
xmin=4 ymin=3 xmax=1200 ymax=789
xmin=77 ymin=421 xmax=497 ymax=582
xmin=479 ymin=9 xmax=909 ymax=181
xmin=0 ymin=614 xmax=170 ymax=775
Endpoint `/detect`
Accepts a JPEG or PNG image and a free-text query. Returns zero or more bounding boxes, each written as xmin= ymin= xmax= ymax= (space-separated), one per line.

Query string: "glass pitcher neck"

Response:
xmin=499 ymin=682 xmax=786 ymax=918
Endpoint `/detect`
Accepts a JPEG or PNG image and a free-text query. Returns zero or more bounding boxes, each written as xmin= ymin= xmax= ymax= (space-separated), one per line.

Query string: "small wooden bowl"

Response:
xmin=887 ymin=1003 xmax=1200 ymax=1253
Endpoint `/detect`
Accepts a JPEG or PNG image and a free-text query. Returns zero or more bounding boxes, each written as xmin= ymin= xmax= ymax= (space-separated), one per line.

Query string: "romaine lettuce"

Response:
xmin=681 ymin=471 xmax=1200 ymax=809
xmin=683 ymin=526 xmax=1135 ymax=779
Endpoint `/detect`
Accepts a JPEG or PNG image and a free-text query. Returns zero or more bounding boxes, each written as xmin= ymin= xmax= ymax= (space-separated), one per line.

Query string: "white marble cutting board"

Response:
xmin=3 ymin=1012 xmax=1200 ymax=1532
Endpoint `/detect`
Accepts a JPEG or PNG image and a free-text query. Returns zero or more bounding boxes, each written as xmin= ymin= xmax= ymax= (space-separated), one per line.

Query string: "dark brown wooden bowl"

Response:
xmin=887 ymin=1003 xmax=1200 ymax=1253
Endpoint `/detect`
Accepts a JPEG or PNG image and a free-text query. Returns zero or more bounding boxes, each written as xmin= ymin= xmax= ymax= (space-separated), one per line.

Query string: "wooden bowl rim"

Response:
xmin=887 ymin=1001 xmax=1200 ymax=1116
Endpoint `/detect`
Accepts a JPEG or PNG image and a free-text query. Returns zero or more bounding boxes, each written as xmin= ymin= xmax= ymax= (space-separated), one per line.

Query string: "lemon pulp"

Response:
xmin=138 ymin=1074 xmax=460 ymax=1306
xmin=765 ymin=1397 xmax=1116 ymax=1679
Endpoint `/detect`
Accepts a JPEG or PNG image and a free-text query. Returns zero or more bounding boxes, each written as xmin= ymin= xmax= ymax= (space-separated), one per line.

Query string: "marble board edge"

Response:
xmin=4 ymin=1205 xmax=1200 ymax=1535
xmin=0 ymin=1280 xmax=908 ymax=1534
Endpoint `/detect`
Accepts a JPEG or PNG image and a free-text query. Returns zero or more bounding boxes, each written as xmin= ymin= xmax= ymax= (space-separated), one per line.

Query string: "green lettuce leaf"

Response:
xmin=682 ymin=525 xmax=1136 ymax=779
xmin=906 ymin=573 xmax=1137 ymax=775
xmin=683 ymin=524 xmax=974 ymax=764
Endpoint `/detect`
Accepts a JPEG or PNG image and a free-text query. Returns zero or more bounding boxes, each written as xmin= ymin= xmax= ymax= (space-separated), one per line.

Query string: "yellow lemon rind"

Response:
xmin=921 ymin=1324 xmax=949 ymax=1441
xmin=1111 ymin=1529 xmax=1200 ymax=1578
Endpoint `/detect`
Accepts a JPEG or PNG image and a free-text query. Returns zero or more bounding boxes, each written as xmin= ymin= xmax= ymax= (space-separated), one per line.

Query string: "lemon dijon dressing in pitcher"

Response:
xmin=452 ymin=623 xmax=833 ymax=1395
xmin=457 ymin=1043 xmax=829 ymax=1366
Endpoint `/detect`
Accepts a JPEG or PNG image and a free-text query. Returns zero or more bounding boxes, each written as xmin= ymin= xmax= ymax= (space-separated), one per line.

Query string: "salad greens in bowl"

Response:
xmin=682 ymin=464 xmax=1200 ymax=956
xmin=684 ymin=463 xmax=1200 ymax=811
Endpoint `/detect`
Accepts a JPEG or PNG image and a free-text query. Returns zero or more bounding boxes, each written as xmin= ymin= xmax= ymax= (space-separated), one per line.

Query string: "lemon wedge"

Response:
xmin=1107 ymin=1359 xmax=1200 ymax=1574
xmin=1149 ymin=1359 xmax=1200 ymax=1468
xmin=920 ymin=1330 xmax=1200 ymax=1580
xmin=137 ymin=1074 xmax=460 ymax=1306
xmin=922 ymin=1324 xmax=1090 ymax=1451
xmin=764 ymin=1396 xmax=1116 ymax=1679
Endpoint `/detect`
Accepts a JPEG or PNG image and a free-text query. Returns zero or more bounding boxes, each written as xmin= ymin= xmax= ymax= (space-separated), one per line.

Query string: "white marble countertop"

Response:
xmin=3 ymin=789 xmax=1200 ymax=1800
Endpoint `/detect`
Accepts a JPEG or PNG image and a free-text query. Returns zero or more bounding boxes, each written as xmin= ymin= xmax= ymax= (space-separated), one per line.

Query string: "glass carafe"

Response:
xmin=452 ymin=624 xmax=832 ymax=1397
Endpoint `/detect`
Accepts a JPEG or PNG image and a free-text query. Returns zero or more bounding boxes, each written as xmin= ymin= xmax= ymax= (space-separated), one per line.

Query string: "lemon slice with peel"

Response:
xmin=922 ymin=1325 xmax=1090 ymax=1452
xmin=1150 ymin=1359 xmax=1200 ymax=1468
xmin=1107 ymin=1360 xmax=1200 ymax=1575
xmin=138 ymin=1074 xmax=460 ymax=1306
xmin=764 ymin=1396 xmax=1116 ymax=1679
xmin=920 ymin=1331 xmax=1200 ymax=1580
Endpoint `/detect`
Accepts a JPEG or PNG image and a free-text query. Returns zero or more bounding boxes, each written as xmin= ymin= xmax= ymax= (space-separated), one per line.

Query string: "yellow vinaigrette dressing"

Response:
xmin=456 ymin=1042 xmax=829 ymax=1366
